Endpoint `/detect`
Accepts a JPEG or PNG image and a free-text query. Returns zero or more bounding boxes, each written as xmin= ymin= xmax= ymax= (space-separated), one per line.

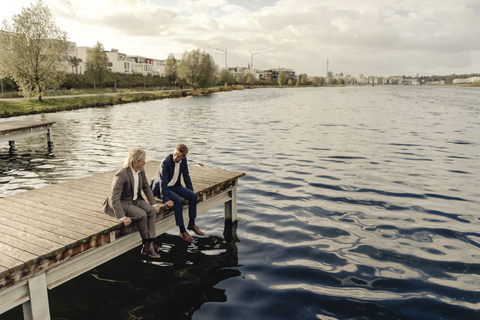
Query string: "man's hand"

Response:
xmin=122 ymin=217 xmax=132 ymax=226
xmin=166 ymin=200 xmax=174 ymax=207
xmin=155 ymin=206 xmax=160 ymax=213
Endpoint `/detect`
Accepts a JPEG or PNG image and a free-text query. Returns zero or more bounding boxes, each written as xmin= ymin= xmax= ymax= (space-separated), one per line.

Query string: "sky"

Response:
xmin=2 ymin=0 xmax=480 ymax=77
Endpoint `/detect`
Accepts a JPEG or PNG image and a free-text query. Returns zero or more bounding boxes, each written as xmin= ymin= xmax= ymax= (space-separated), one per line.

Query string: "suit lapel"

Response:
xmin=138 ymin=170 xmax=143 ymax=194
xmin=126 ymin=167 xmax=135 ymax=197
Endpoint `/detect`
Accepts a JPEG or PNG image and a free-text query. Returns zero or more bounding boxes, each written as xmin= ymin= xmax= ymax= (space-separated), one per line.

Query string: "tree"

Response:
xmin=328 ymin=77 xmax=337 ymax=85
xmin=218 ymin=69 xmax=233 ymax=85
xmin=319 ymin=77 xmax=325 ymax=86
xmin=339 ymin=78 xmax=345 ymax=85
xmin=0 ymin=0 xmax=69 ymax=100
xmin=296 ymin=77 xmax=301 ymax=87
xmin=278 ymin=70 xmax=287 ymax=86
xmin=68 ymin=56 xmax=82 ymax=74
xmin=178 ymin=49 xmax=217 ymax=89
xmin=165 ymin=53 xmax=178 ymax=86
xmin=85 ymin=41 xmax=110 ymax=89
xmin=236 ymin=73 xmax=245 ymax=84
xmin=301 ymin=73 xmax=308 ymax=85
xmin=246 ymin=72 xmax=255 ymax=85
xmin=312 ymin=76 xmax=321 ymax=86
xmin=287 ymin=79 xmax=293 ymax=86
xmin=198 ymin=51 xmax=217 ymax=89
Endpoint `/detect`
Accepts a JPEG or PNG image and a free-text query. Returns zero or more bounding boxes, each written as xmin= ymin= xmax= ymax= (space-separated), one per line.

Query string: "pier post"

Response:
xmin=224 ymin=185 xmax=238 ymax=223
xmin=22 ymin=273 xmax=50 ymax=320
xmin=46 ymin=128 xmax=53 ymax=149
xmin=8 ymin=140 xmax=15 ymax=149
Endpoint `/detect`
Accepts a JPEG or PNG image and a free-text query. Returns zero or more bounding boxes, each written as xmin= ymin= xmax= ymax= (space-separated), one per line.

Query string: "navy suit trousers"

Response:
xmin=168 ymin=185 xmax=197 ymax=227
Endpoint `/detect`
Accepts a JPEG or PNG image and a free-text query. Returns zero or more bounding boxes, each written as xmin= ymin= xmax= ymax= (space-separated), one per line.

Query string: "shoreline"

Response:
xmin=1 ymin=83 xmax=474 ymax=119
xmin=0 ymin=86 xmax=246 ymax=119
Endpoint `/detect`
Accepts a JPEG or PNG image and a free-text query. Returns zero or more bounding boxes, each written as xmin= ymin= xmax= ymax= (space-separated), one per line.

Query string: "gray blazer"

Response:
xmin=102 ymin=167 xmax=157 ymax=219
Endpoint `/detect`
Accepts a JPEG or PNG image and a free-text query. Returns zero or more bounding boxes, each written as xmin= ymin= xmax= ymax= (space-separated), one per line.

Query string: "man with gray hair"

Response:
xmin=103 ymin=148 xmax=161 ymax=258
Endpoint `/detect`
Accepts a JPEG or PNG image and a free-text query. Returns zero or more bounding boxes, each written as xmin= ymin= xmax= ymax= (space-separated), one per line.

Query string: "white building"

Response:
xmin=452 ymin=77 xmax=480 ymax=84
xmin=66 ymin=42 xmax=168 ymax=76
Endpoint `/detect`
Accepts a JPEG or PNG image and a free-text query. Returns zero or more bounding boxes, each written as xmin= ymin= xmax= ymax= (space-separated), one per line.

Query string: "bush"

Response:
xmin=96 ymin=95 xmax=106 ymax=106
xmin=181 ymin=90 xmax=187 ymax=97
xmin=60 ymin=72 xmax=170 ymax=90
xmin=0 ymin=77 xmax=19 ymax=92
xmin=192 ymin=89 xmax=201 ymax=96
xmin=116 ymin=93 xmax=124 ymax=103
xmin=0 ymin=91 xmax=22 ymax=99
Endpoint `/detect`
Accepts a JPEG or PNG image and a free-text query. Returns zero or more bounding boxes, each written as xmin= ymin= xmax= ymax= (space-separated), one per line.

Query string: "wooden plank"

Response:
xmin=0 ymin=212 xmax=77 ymax=245
xmin=13 ymin=191 xmax=111 ymax=220
xmin=0 ymin=222 xmax=62 ymax=251
xmin=0 ymin=242 xmax=37 ymax=264
xmin=2 ymin=197 xmax=112 ymax=231
xmin=0 ymin=201 xmax=94 ymax=238
xmin=10 ymin=191 xmax=107 ymax=217
xmin=0 ymin=233 xmax=51 ymax=257
xmin=0 ymin=252 xmax=23 ymax=270
xmin=47 ymin=184 xmax=108 ymax=201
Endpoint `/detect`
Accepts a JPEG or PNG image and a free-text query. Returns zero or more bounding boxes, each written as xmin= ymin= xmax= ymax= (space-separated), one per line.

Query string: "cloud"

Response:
xmin=1 ymin=0 xmax=479 ymax=76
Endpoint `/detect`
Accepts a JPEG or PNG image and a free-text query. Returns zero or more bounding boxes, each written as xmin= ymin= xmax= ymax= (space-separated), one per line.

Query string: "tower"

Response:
xmin=326 ymin=57 xmax=329 ymax=78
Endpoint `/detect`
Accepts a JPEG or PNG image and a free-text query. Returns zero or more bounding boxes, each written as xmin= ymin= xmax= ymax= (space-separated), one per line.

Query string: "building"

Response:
xmin=452 ymin=77 xmax=480 ymax=84
xmin=67 ymin=42 xmax=167 ymax=76
xmin=106 ymin=49 xmax=130 ymax=73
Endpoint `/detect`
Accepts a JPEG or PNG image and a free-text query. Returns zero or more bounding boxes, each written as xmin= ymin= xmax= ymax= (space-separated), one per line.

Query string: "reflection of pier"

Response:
xmin=0 ymin=161 xmax=244 ymax=319
xmin=0 ymin=121 xmax=55 ymax=149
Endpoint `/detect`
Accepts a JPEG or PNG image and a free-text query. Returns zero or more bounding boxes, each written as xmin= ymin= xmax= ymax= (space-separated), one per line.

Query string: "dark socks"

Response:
xmin=189 ymin=218 xmax=195 ymax=226
xmin=179 ymin=225 xmax=186 ymax=233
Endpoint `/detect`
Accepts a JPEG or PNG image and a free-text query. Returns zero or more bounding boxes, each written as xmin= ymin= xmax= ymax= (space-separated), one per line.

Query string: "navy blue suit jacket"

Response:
xmin=150 ymin=153 xmax=193 ymax=202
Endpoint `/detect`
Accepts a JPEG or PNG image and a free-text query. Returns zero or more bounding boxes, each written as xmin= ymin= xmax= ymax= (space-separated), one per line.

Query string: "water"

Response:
xmin=1 ymin=86 xmax=479 ymax=319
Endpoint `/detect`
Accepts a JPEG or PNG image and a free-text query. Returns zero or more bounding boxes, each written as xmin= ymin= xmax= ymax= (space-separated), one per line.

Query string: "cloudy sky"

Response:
xmin=2 ymin=0 xmax=480 ymax=77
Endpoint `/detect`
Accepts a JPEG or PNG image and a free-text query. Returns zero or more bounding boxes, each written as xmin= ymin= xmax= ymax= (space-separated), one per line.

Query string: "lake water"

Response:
xmin=1 ymin=86 xmax=479 ymax=320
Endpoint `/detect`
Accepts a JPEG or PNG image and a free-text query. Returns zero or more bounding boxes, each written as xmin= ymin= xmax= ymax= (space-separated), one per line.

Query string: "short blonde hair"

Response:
xmin=124 ymin=148 xmax=146 ymax=169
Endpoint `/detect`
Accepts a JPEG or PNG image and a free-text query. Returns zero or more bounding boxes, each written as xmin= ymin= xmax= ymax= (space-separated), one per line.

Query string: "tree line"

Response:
xmin=0 ymin=0 xmax=333 ymax=100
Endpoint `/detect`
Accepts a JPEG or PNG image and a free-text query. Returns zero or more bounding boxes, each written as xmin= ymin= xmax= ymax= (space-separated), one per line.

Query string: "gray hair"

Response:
xmin=124 ymin=148 xmax=146 ymax=169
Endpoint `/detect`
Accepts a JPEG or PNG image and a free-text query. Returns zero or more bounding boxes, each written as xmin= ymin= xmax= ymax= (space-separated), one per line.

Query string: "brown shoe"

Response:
xmin=187 ymin=224 xmax=205 ymax=236
xmin=179 ymin=231 xmax=195 ymax=243
xmin=141 ymin=244 xmax=161 ymax=258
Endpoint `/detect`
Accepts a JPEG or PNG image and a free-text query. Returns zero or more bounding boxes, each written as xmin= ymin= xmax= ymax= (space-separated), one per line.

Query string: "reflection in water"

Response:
xmin=1 ymin=86 xmax=480 ymax=319
xmin=46 ymin=223 xmax=240 ymax=320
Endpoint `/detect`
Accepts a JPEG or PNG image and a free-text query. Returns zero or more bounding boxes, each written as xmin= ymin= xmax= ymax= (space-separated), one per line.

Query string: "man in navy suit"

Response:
xmin=151 ymin=144 xmax=204 ymax=243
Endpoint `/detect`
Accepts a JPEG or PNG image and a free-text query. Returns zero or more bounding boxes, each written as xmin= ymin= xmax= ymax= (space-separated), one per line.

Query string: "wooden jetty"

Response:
xmin=0 ymin=121 xmax=55 ymax=148
xmin=0 ymin=161 xmax=245 ymax=319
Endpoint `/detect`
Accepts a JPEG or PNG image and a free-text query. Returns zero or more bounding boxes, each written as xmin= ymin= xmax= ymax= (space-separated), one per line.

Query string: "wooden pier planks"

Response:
xmin=0 ymin=161 xmax=244 ymax=292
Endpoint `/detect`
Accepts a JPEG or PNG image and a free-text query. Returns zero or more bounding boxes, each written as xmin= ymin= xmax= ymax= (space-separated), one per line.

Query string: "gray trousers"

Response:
xmin=126 ymin=199 xmax=156 ymax=242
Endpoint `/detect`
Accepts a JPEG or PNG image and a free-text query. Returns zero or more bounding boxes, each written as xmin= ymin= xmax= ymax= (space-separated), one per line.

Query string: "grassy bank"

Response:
xmin=0 ymin=85 xmax=284 ymax=118
xmin=0 ymin=86 xmax=258 ymax=118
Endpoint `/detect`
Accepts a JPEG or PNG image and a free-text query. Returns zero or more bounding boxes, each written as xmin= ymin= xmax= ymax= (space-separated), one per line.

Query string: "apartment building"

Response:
xmin=66 ymin=42 xmax=168 ymax=76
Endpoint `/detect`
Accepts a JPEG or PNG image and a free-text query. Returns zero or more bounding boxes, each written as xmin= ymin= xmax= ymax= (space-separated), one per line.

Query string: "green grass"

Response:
xmin=0 ymin=85 xmax=258 ymax=118
xmin=0 ymin=92 xmax=174 ymax=118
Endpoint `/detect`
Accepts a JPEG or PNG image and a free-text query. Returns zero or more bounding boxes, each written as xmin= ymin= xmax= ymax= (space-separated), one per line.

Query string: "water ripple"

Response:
xmin=1 ymin=86 xmax=480 ymax=320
